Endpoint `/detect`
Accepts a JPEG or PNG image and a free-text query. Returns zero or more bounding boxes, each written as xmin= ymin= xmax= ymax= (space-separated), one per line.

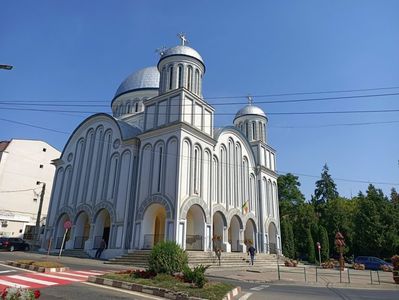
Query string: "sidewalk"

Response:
xmin=206 ymin=265 xmax=399 ymax=291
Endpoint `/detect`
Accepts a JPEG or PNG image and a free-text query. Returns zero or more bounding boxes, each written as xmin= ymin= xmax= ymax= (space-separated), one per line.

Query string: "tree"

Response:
xmin=313 ymin=164 xmax=339 ymax=206
xmin=281 ymin=218 xmax=295 ymax=258
xmin=319 ymin=225 xmax=330 ymax=261
xmin=391 ymin=188 xmax=399 ymax=206
xmin=277 ymin=173 xmax=305 ymax=218
xmin=306 ymin=228 xmax=316 ymax=263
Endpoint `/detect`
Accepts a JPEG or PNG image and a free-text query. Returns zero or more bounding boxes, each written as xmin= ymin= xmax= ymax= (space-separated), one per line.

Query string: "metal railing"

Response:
xmin=74 ymin=236 xmax=88 ymax=249
xmin=186 ymin=235 xmax=203 ymax=250
xmin=143 ymin=234 xmax=165 ymax=249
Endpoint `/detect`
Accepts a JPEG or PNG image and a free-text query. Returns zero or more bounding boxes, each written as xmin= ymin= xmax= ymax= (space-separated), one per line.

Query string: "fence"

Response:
xmin=277 ymin=265 xmax=396 ymax=285
xmin=143 ymin=234 xmax=165 ymax=249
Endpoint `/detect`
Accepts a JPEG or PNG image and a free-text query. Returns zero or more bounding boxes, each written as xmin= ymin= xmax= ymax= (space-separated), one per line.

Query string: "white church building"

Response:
xmin=44 ymin=37 xmax=281 ymax=258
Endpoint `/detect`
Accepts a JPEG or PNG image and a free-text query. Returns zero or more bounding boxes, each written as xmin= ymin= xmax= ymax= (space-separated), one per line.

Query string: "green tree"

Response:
xmin=277 ymin=173 xmax=306 ymax=218
xmin=306 ymin=228 xmax=316 ymax=263
xmin=319 ymin=225 xmax=330 ymax=261
xmin=281 ymin=218 xmax=295 ymax=258
xmin=313 ymin=164 xmax=339 ymax=206
xmin=293 ymin=203 xmax=317 ymax=259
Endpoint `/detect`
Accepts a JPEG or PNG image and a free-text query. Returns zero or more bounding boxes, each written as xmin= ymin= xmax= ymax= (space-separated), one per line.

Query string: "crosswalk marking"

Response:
xmin=0 ymin=270 xmax=16 ymax=274
xmin=75 ymin=271 xmax=103 ymax=275
xmin=0 ymin=278 xmax=29 ymax=288
xmin=0 ymin=269 xmax=112 ymax=290
xmin=34 ymin=273 xmax=81 ymax=282
xmin=8 ymin=275 xmax=58 ymax=286
xmin=250 ymin=284 xmax=269 ymax=291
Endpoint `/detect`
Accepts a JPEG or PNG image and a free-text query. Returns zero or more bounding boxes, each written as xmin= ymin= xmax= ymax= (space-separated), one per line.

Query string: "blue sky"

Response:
xmin=1 ymin=0 xmax=398 ymax=199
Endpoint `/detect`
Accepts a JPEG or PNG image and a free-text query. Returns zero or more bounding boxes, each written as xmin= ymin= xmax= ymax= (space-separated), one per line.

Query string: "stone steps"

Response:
xmin=55 ymin=249 xmax=91 ymax=259
xmin=107 ymin=250 xmax=280 ymax=269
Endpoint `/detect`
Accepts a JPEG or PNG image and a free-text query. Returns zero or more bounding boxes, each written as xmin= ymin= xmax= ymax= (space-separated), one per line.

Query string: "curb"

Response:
xmin=7 ymin=261 xmax=69 ymax=273
xmin=88 ymin=276 xmax=241 ymax=300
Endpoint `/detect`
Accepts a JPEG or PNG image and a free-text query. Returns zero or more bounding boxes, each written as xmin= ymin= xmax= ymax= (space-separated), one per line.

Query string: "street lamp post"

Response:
xmin=35 ymin=181 xmax=46 ymax=242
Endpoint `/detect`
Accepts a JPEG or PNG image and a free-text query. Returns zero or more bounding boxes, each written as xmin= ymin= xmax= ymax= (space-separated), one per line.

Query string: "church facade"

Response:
xmin=43 ymin=39 xmax=281 ymax=259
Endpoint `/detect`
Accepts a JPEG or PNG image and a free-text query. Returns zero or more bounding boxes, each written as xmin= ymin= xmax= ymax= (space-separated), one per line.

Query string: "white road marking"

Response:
xmin=57 ymin=272 xmax=88 ymax=278
xmin=0 ymin=278 xmax=29 ymax=288
xmin=75 ymin=271 xmax=103 ymax=275
xmin=0 ymin=270 xmax=16 ymax=274
xmin=33 ymin=273 xmax=82 ymax=282
xmin=8 ymin=275 xmax=58 ymax=286
xmin=250 ymin=284 xmax=270 ymax=291
xmin=239 ymin=292 xmax=253 ymax=300
xmin=82 ymin=281 xmax=165 ymax=299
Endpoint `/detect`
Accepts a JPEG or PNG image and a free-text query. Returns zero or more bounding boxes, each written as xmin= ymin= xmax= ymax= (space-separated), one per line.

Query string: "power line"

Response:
xmin=1 ymin=106 xmax=399 ymax=116
xmin=0 ymin=118 xmax=70 ymax=134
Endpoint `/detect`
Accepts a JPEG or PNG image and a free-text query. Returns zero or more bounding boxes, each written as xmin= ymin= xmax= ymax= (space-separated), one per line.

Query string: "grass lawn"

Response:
xmin=102 ymin=273 xmax=234 ymax=300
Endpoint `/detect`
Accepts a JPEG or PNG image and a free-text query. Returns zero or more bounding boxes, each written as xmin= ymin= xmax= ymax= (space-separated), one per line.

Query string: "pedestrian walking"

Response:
xmin=215 ymin=248 xmax=222 ymax=266
xmin=247 ymin=245 xmax=256 ymax=265
xmin=95 ymin=238 xmax=107 ymax=259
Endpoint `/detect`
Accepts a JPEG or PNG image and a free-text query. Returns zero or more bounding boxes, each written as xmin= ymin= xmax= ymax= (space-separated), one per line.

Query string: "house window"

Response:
xmin=42 ymin=148 xmax=47 ymax=152
xmin=39 ymin=164 xmax=43 ymax=169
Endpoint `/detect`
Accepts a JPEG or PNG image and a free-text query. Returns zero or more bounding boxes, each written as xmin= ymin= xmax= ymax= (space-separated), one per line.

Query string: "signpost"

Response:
xmin=316 ymin=242 xmax=321 ymax=266
xmin=59 ymin=220 xmax=72 ymax=258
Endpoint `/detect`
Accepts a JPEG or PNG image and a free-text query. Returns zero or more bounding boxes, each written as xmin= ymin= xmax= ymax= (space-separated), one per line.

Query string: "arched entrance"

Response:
xmin=141 ymin=203 xmax=166 ymax=249
xmin=74 ymin=211 xmax=90 ymax=249
xmin=212 ymin=211 xmax=226 ymax=251
xmin=93 ymin=209 xmax=111 ymax=249
xmin=55 ymin=214 xmax=71 ymax=249
xmin=268 ymin=222 xmax=278 ymax=254
xmin=185 ymin=204 xmax=205 ymax=251
xmin=228 ymin=215 xmax=242 ymax=252
xmin=244 ymin=219 xmax=256 ymax=249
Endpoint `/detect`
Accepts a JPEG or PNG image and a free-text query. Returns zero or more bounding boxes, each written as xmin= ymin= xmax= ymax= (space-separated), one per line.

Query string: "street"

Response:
xmin=0 ymin=251 xmax=398 ymax=300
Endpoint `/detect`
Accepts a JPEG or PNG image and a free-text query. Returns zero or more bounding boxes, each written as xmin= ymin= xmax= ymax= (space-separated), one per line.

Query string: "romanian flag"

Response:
xmin=242 ymin=201 xmax=249 ymax=214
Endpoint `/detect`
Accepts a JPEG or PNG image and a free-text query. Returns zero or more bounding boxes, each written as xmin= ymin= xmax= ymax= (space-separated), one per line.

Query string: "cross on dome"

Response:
xmin=178 ymin=33 xmax=188 ymax=46
xmin=247 ymin=95 xmax=254 ymax=105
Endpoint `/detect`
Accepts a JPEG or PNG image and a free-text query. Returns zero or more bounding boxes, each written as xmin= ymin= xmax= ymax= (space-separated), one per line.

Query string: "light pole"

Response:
xmin=0 ymin=65 xmax=13 ymax=70
xmin=35 ymin=181 xmax=46 ymax=242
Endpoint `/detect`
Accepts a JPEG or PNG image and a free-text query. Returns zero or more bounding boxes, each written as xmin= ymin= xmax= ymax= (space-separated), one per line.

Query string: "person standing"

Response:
xmin=95 ymin=239 xmax=107 ymax=259
xmin=247 ymin=245 xmax=256 ymax=265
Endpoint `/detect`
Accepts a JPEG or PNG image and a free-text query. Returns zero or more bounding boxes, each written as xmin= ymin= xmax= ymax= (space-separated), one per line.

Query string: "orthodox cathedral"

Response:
xmin=43 ymin=36 xmax=281 ymax=259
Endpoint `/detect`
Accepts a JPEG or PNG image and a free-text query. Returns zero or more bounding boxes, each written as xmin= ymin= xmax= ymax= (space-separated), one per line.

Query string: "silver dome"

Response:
xmin=114 ymin=66 xmax=159 ymax=98
xmin=160 ymin=45 xmax=204 ymax=64
xmin=234 ymin=105 xmax=266 ymax=120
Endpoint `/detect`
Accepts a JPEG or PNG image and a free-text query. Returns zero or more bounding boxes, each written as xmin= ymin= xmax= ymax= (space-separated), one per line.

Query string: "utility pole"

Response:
xmin=35 ymin=181 xmax=46 ymax=241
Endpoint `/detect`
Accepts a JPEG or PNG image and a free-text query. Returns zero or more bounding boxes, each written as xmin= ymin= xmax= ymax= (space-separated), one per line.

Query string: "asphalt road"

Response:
xmin=0 ymin=251 xmax=398 ymax=300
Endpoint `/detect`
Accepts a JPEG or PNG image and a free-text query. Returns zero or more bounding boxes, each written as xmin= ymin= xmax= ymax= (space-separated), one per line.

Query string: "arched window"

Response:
xmin=252 ymin=122 xmax=256 ymax=140
xmin=135 ymin=103 xmax=139 ymax=112
xmin=157 ymin=146 xmax=163 ymax=192
xmin=195 ymin=69 xmax=200 ymax=94
xmin=126 ymin=103 xmax=131 ymax=114
xmin=259 ymin=122 xmax=263 ymax=140
xmin=194 ymin=148 xmax=200 ymax=194
xmin=187 ymin=66 xmax=193 ymax=91
xmin=245 ymin=122 xmax=249 ymax=137
xmin=168 ymin=65 xmax=174 ymax=90
xmin=178 ymin=65 xmax=183 ymax=88
xmin=161 ymin=67 xmax=167 ymax=93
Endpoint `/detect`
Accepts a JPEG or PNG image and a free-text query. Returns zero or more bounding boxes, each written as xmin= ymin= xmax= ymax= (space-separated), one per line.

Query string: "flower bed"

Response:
xmin=93 ymin=271 xmax=236 ymax=300
xmin=1 ymin=287 xmax=40 ymax=299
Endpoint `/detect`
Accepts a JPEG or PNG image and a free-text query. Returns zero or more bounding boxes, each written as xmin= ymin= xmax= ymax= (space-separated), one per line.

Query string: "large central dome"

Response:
xmin=114 ymin=66 xmax=159 ymax=99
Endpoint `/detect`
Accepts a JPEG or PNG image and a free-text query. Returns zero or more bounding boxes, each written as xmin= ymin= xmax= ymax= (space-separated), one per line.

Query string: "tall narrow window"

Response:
xmin=162 ymin=67 xmax=167 ymax=92
xmin=187 ymin=66 xmax=192 ymax=91
xmin=157 ymin=147 xmax=163 ymax=192
xmin=135 ymin=103 xmax=139 ymax=112
xmin=195 ymin=69 xmax=200 ymax=94
xmin=252 ymin=122 xmax=256 ymax=140
xmin=245 ymin=122 xmax=249 ymax=137
xmin=194 ymin=148 xmax=199 ymax=194
xmin=169 ymin=66 xmax=174 ymax=90
xmin=178 ymin=65 xmax=183 ymax=88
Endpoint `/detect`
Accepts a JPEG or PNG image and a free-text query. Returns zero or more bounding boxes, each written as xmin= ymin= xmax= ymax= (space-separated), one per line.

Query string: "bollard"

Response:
xmin=339 ymin=267 xmax=342 ymax=283
xmin=304 ymin=267 xmax=307 ymax=282
xmin=316 ymin=267 xmax=318 ymax=283
xmin=347 ymin=268 xmax=350 ymax=283
xmin=277 ymin=263 xmax=281 ymax=280
xmin=370 ymin=270 xmax=373 ymax=284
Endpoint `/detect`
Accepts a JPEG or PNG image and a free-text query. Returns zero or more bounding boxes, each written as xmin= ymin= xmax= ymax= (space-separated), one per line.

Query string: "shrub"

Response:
xmin=182 ymin=264 xmax=210 ymax=288
xmin=321 ymin=259 xmax=336 ymax=269
xmin=148 ymin=241 xmax=188 ymax=275
xmin=284 ymin=259 xmax=298 ymax=267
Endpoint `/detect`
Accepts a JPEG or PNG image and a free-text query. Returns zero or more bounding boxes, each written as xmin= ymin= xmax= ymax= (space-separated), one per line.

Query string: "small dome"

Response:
xmin=234 ymin=105 xmax=266 ymax=120
xmin=114 ymin=66 xmax=159 ymax=98
xmin=160 ymin=45 xmax=204 ymax=65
